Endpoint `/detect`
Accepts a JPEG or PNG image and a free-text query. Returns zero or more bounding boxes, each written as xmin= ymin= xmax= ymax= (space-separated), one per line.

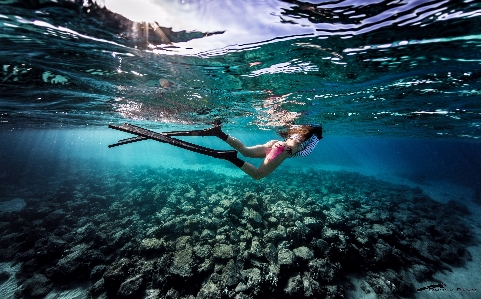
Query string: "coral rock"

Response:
xmin=196 ymin=281 xmax=220 ymax=299
xmin=118 ymin=275 xmax=143 ymax=297
xmin=284 ymin=273 xmax=303 ymax=297
xmin=240 ymin=268 xmax=262 ymax=292
xmin=170 ymin=249 xmax=194 ymax=277
xmin=293 ymin=246 xmax=314 ymax=261
xmin=213 ymin=244 xmax=234 ymax=260
xmin=220 ymin=259 xmax=239 ymax=287
xmin=278 ymin=249 xmax=295 ymax=268
xmin=264 ymin=243 xmax=277 ymax=265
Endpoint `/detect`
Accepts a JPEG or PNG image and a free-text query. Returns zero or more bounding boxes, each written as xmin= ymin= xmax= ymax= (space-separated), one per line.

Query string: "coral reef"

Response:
xmin=0 ymin=166 xmax=477 ymax=299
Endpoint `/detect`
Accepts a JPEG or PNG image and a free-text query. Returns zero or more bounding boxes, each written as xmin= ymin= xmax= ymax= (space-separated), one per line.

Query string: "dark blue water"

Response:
xmin=1 ymin=1 xmax=481 ymax=298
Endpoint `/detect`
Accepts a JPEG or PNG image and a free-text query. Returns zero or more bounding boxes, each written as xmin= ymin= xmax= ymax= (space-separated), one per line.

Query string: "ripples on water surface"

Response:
xmin=1 ymin=0 xmax=481 ymax=138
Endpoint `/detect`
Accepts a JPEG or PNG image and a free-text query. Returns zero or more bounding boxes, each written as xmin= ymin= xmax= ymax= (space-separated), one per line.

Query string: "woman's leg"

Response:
xmin=238 ymin=149 xmax=289 ymax=180
xmin=239 ymin=162 xmax=263 ymax=180
xmin=212 ymin=127 xmax=288 ymax=180
xmin=214 ymin=126 xmax=276 ymax=158
xmin=224 ymin=136 xmax=277 ymax=158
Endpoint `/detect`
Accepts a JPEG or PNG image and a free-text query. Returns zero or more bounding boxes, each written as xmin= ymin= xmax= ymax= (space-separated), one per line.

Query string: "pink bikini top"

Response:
xmin=265 ymin=143 xmax=292 ymax=161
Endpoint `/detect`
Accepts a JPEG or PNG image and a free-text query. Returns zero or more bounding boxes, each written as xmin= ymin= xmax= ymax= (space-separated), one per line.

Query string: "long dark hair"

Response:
xmin=278 ymin=124 xmax=323 ymax=142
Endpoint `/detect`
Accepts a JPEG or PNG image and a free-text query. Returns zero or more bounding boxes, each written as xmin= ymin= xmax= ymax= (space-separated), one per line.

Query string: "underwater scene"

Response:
xmin=1 ymin=0 xmax=481 ymax=298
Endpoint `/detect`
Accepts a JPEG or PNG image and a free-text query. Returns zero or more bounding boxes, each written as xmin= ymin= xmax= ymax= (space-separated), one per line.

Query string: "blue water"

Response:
xmin=1 ymin=1 xmax=481 ymax=298
xmin=1 ymin=129 xmax=480 ymax=189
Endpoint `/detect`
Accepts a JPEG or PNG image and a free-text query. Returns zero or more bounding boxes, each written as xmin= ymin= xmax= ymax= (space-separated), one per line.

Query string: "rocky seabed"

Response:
xmin=0 ymin=166 xmax=477 ymax=299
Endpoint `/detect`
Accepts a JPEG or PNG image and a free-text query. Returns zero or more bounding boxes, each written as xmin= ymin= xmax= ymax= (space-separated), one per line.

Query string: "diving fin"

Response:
xmin=108 ymin=123 xmax=245 ymax=168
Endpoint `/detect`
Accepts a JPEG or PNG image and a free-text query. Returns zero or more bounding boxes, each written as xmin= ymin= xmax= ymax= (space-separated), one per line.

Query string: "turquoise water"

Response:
xmin=1 ymin=1 xmax=481 ymax=298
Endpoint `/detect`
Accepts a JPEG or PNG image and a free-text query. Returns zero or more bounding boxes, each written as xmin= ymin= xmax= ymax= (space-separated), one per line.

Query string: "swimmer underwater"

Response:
xmin=108 ymin=123 xmax=323 ymax=180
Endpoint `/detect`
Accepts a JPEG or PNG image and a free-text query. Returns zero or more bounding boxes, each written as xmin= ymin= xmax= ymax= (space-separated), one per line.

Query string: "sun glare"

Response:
xmin=104 ymin=0 xmax=166 ymax=23
xmin=103 ymin=0 xmax=218 ymax=32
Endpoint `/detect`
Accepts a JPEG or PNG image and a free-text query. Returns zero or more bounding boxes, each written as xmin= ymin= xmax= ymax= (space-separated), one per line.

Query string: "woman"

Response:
xmin=108 ymin=123 xmax=322 ymax=180
xmin=215 ymin=124 xmax=323 ymax=180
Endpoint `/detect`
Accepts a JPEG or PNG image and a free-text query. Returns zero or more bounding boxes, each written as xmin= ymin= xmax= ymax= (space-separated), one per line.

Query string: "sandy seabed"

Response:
xmin=0 ymin=165 xmax=479 ymax=299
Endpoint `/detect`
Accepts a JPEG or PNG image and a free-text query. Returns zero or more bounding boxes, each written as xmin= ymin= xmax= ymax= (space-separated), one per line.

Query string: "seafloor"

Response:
xmin=0 ymin=165 xmax=478 ymax=299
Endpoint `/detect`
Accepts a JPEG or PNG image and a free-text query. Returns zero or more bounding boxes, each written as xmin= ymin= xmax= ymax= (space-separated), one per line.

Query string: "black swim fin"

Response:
xmin=108 ymin=123 xmax=245 ymax=168
xmin=163 ymin=125 xmax=223 ymax=137
xmin=108 ymin=136 xmax=148 ymax=148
